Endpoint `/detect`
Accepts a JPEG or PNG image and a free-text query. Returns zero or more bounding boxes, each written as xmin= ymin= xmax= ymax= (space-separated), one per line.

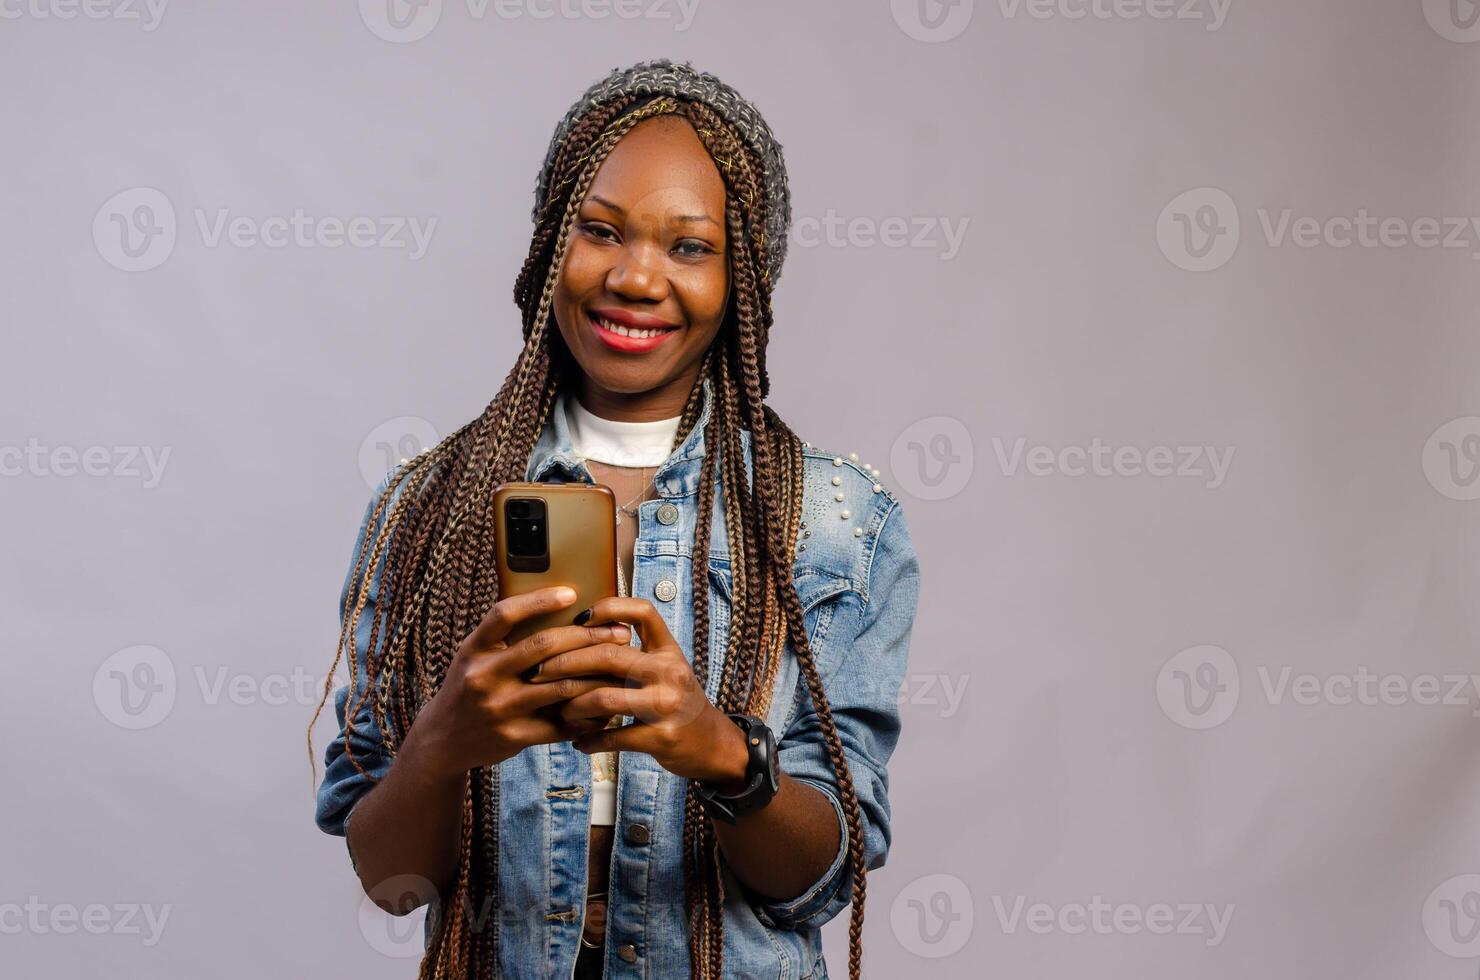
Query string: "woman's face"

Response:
xmin=552 ymin=114 xmax=731 ymax=418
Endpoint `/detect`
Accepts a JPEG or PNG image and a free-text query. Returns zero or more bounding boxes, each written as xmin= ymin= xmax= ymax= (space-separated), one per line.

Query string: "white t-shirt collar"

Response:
xmin=560 ymin=390 xmax=682 ymax=468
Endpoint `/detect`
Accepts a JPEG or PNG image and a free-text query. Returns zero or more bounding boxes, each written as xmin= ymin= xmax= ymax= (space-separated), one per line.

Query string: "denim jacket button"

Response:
xmin=625 ymin=822 xmax=650 ymax=845
xmin=654 ymin=579 xmax=677 ymax=602
xmin=656 ymin=502 xmax=679 ymax=525
xmin=617 ymin=942 xmax=639 ymax=963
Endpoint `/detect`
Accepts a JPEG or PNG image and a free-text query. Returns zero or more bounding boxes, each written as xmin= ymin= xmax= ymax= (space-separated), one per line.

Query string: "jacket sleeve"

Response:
xmin=314 ymin=470 xmax=404 ymax=847
xmin=752 ymin=498 xmax=921 ymax=931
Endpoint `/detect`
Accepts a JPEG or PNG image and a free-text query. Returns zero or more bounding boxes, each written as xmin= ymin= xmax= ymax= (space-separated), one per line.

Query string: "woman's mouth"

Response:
xmin=587 ymin=310 xmax=681 ymax=353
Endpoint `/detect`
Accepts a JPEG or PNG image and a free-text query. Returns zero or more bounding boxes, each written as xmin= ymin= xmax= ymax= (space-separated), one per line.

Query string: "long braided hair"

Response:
xmin=311 ymin=92 xmax=871 ymax=980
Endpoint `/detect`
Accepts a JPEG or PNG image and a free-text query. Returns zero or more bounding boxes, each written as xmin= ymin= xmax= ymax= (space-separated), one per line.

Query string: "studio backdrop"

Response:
xmin=3 ymin=1 xmax=1479 ymax=977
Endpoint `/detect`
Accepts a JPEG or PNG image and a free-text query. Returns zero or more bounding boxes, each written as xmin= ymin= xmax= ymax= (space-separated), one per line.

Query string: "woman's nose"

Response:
xmin=606 ymin=242 xmax=666 ymax=300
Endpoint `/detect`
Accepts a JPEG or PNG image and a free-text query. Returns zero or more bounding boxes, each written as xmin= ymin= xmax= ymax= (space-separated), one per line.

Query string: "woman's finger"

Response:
xmin=560 ymin=686 xmax=650 ymax=724
xmin=527 ymin=643 xmax=649 ymax=684
xmin=499 ymin=623 xmax=630 ymax=679
xmin=466 ymin=585 xmax=577 ymax=650
xmin=575 ymin=597 xmax=677 ymax=652
xmin=513 ymin=674 xmax=622 ymax=714
xmin=572 ymin=721 xmax=654 ymax=756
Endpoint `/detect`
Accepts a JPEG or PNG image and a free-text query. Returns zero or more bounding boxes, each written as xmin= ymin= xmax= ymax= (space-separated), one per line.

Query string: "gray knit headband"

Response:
xmin=532 ymin=57 xmax=793 ymax=284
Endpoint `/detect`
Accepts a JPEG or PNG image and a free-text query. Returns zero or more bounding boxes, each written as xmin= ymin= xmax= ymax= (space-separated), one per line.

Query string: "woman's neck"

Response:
xmin=574 ymin=369 xmax=698 ymax=422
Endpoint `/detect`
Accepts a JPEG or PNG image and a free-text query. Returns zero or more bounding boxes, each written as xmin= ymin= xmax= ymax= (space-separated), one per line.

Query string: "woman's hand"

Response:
xmin=402 ymin=586 xmax=635 ymax=781
xmin=527 ymin=596 xmax=750 ymax=788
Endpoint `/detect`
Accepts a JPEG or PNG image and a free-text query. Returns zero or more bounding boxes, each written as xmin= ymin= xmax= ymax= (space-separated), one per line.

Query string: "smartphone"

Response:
xmin=491 ymin=481 xmax=618 ymax=646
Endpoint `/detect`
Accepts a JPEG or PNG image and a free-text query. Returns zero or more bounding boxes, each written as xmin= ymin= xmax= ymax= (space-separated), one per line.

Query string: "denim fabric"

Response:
xmin=315 ymin=376 xmax=921 ymax=979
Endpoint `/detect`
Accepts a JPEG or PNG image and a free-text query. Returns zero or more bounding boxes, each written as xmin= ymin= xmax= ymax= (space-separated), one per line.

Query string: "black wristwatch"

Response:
xmin=694 ymin=713 xmax=780 ymax=825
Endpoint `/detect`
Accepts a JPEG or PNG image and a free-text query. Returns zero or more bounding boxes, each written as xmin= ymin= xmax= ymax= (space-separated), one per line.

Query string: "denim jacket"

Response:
xmin=316 ymin=376 xmax=921 ymax=980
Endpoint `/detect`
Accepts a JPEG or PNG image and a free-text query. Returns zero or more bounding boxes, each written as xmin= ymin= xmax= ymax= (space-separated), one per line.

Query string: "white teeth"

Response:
xmin=594 ymin=315 xmax=669 ymax=339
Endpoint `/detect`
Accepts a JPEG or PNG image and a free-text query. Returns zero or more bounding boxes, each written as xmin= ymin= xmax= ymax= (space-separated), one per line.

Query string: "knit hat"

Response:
xmin=532 ymin=58 xmax=794 ymax=284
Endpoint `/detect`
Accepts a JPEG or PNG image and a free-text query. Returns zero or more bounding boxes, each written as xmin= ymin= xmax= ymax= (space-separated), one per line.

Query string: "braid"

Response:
xmin=310 ymin=92 xmax=873 ymax=980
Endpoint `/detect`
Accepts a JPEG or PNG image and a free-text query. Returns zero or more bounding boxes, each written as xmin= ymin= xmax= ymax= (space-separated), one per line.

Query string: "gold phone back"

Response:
xmin=491 ymin=482 xmax=618 ymax=645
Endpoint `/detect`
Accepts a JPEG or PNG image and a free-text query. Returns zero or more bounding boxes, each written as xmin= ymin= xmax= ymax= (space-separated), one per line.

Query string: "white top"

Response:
xmin=558 ymin=390 xmax=682 ymax=825
xmin=562 ymin=391 xmax=683 ymax=468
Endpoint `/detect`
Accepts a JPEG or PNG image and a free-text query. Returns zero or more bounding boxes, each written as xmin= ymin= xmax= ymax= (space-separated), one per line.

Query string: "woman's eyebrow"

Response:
xmin=587 ymin=194 xmax=720 ymax=228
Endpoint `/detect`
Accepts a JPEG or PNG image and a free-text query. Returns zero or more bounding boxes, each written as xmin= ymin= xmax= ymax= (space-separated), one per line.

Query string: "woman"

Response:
xmin=311 ymin=59 xmax=921 ymax=980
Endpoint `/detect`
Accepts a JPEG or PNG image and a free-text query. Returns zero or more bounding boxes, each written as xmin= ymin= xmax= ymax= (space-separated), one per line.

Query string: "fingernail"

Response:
xmin=573 ymin=607 xmax=592 ymax=625
xmin=610 ymin=624 xmax=630 ymax=641
xmin=556 ymin=587 xmax=577 ymax=602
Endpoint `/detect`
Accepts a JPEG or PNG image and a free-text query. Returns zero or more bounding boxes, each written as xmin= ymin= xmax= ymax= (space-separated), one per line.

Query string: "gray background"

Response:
xmin=4 ymin=0 xmax=1480 ymax=977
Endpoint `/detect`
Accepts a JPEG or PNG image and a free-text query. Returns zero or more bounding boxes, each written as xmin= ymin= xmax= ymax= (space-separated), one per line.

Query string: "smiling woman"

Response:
xmin=310 ymin=58 xmax=920 ymax=980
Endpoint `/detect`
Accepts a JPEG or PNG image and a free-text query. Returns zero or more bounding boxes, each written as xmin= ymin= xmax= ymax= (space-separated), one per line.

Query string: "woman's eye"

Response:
xmin=675 ymin=239 xmax=714 ymax=257
xmin=580 ymin=222 xmax=617 ymax=242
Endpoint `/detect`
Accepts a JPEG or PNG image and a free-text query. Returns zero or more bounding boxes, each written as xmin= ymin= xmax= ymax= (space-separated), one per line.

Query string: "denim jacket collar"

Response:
xmin=525 ymin=375 xmax=748 ymax=498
